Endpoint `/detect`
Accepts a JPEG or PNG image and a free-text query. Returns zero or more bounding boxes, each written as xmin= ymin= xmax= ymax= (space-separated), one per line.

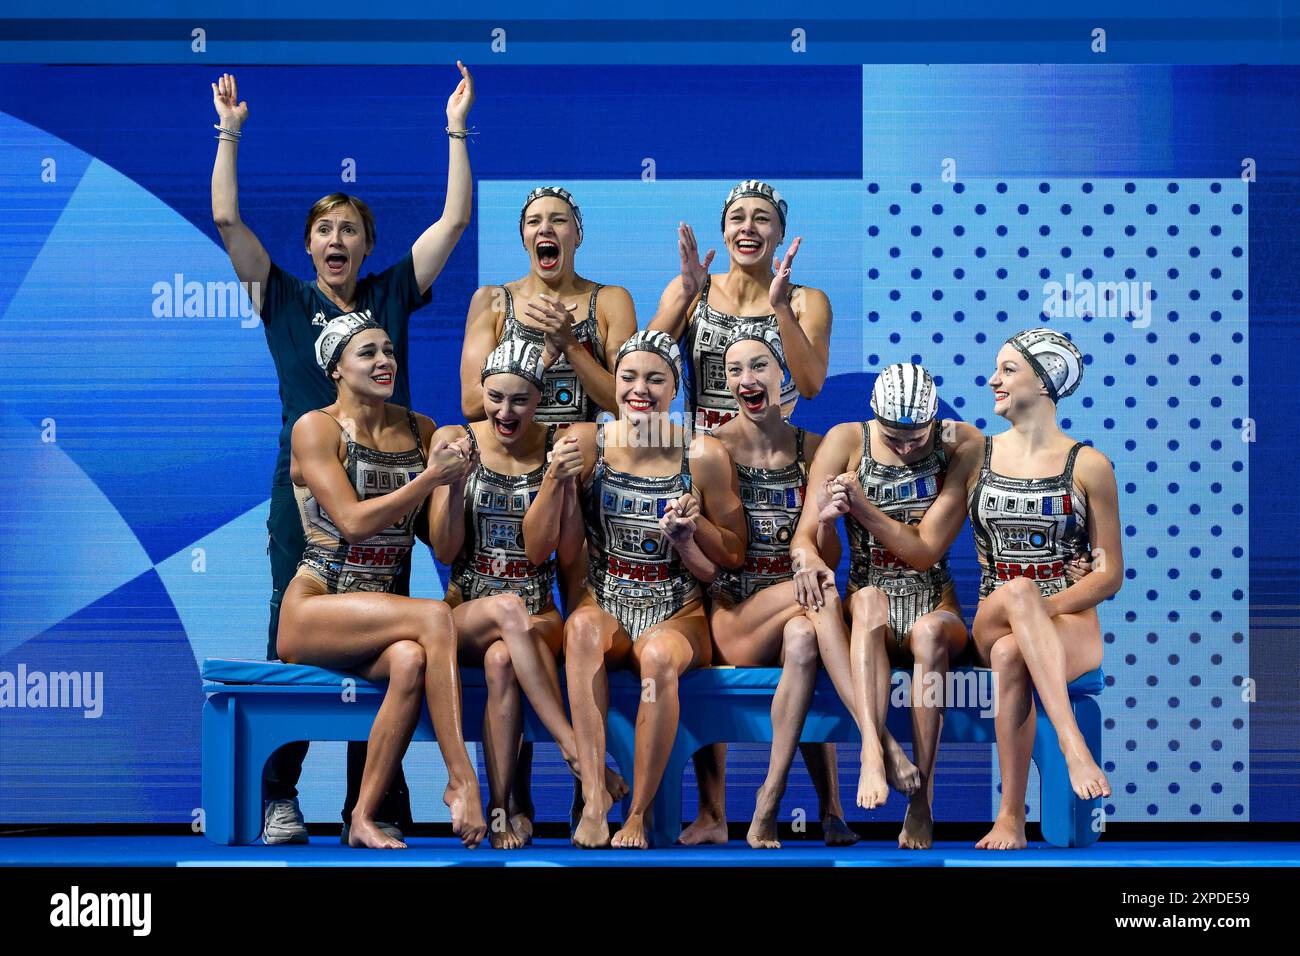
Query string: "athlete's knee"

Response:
xmin=637 ymin=639 xmax=682 ymax=688
xmin=781 ymin=616 xmax=820 ymax=670
xmin=1000 ymin=577 xmax=1042 ymax=614
xmin=416 ymin=601 xmax=456 ymax=652
xmin=988 ymin=634 xmax=1025 ymax=677
xmin=850 ymin=587 xmax=890 ymax=630
xmin=490 ymin=592 xmax=530 ymax=634
xmin=909 ymin=615 xmax=949 ymax=665
xmin=386 ymin=640 xmax=426 ymax=694
xmin=565 ymin=608 xmax=612 ymax=658
xmin=483 ymin=639 xmax=515 ymax=686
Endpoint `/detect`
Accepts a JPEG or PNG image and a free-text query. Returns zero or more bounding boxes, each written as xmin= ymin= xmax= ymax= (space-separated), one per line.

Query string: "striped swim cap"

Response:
xmin=870 ymin=362 xmax=938 ymax=429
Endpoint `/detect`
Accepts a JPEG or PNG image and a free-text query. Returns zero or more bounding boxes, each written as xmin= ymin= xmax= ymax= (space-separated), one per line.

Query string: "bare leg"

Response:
xmin=975 ymin=580 xmax=1109 ymax=800
xmin=975 ymin=633 xmax=1033 ymax=850
xmin=509 ymin=742 xmax=534 ymax=844
xmin=480 ymin=640 xmax=525 ymax=849
xmin=679 ymin=744 xmax=729 ymax=845
xmin=800 ymin=744 xmax=858 ymax=846
xmin=612 ymin=605 xmax=711 ymax=849
xmin=847 ymin=588 xmax=893 ymax=808
xmin=277 ymin=582 xmax=485 ymax=848
xmin=346 ymin=641 xmax=425 ymax=849
xmin=564 ymin=597 xmax=633 ymax=848
xmin=897 ymin=608 xmax=967 ymax=849
xmin=748 ymin=617 xmax=820 ymax=848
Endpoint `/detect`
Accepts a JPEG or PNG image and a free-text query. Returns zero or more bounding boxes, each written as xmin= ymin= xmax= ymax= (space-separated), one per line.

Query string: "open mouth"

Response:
xmin=738 ymin=386 xmax=767 ymax=412
xmin=735 ymin=238 xmax=762 ymax=255
xmin=494 ymin=417 xmax=521 ymax=437
xmin=371 ymin=373 xmax=393 ymax=386
xmin=993 ymin=390 xmax=1009 ymax=401
xmin=325 ymin=253 xmax=348 ymax=274
xmin=624 ymin=397 xmax=654 ymax=413
xmin=535 ymin=241 xmax=560 ymax=271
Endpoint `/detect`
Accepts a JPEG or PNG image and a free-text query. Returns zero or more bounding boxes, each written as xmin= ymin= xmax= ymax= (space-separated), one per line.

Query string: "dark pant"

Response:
xmin=263 ymin=484 xmax=414 ymax=828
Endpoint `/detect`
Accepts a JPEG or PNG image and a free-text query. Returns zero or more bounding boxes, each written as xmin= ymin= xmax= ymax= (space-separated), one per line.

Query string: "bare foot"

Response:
xmin=605 ymin=765 xmax=630 ymax=802
xmin=882 ymin=734 xmax=922 ymax=796
xmin=611 ymin=812 xmax=650 ymax=849
xmin=1063 ymin=744 xmax=1112 ymax=800
xmin=677 ymin=809 xmax=728 ymax=845
xmin=347 ymin=816 xmax=407 ymax=849
xmin=898 ymin=799 xmax=934 ymax=849
xmin=444 ymin=782 xmax=487 ymax=849
xmin=822 ymin=813 xmax=860 ymax=846
xmin=489 ymin=810 xmax=526 ymax=850
xmin=572 ymin=790 xmax=612 ymax=848
xmin=746 ymin=785 xmax=782 ymax=848
xmin=975 ymin=813 xmax=1027 ymax=850
xmin=857 ymin=746 xmax=889 ymax=810
xmin=510 ymin=812 xmax=534 ymax=846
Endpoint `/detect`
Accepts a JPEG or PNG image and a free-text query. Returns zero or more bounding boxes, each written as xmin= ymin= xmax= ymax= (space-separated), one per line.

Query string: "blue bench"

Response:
xmin=201 ymin=658 xmax=1104 ymax=848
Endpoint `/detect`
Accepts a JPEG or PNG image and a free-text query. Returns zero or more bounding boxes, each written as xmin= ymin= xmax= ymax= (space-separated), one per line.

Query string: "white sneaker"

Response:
xmin=263 ymin=798 xmax=309 ymax=845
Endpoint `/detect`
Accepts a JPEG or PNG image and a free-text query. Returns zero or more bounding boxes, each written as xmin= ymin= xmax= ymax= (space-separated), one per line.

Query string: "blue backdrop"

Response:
xmin=0 ymin=60 xmax=1295 ymax=826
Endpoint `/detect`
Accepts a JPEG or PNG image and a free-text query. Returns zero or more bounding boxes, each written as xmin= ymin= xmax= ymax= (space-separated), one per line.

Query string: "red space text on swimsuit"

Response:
xmin=993 ymin=560 xmax=1067 ymax=582
xmin=606 ymin=556 xmax=669 ymax=582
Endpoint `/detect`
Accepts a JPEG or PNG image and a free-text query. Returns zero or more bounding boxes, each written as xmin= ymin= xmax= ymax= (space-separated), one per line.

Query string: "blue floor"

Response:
xmin=1 ymin=835 xmax=1297 ymax=867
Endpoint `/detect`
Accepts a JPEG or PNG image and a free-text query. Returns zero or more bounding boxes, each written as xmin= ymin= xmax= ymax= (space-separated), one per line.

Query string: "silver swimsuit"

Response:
xmin=713 ymin=429 xmax=808 ymax=603
xmin=969 ymin=437 xmax=1089 ymax=599
xmin=683 ymin=276 xmax=801 ymax=435
xmin=448 ymin=425 xmax=557 ymax=615
xmin=846 ymin=422 xmax=954 ymax=641
xmin=500 ymin=284 xmax=606 ymax=423
xmin=580 ymin=425 xmax=701 ymax=638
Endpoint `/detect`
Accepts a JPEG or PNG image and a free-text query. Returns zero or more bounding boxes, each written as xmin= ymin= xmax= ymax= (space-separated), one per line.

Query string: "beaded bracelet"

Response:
xmin=446 ymin=126 xmax=479 ymax=140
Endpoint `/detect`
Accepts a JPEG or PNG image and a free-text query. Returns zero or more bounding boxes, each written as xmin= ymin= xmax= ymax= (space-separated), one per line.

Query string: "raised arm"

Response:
xmin=460 ymin=285 xmax=504 ymax=420
xmin=210 ymin=73 xmax=270 ymax=312
xmin=648 ymin=223 xmax=712 ymax=342
xmin=425 ymin=424 xmax=476 ymax=562
xmin=410 ymin=61 xmax=475 ymax=294
xmin=1044 ymin=447 xmax=1124 ymax=616
xmin=770 ymin=238 xmax=831 ymax=399
xmin=293 ymin=412 xmax=471 ymax=544
xmin=839 ymin=424 xmax=981 ymax=571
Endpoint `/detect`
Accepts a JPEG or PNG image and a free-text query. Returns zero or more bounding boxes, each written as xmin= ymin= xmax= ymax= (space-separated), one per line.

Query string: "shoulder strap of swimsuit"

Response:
xmin=1063 ymin=441 xmax=1086 ymax=483
xmin=698 ymin=274 xmax=712 ymax=307
xmin=462 ymin=422 xmax=479 ymax=454
xmin=544 ymin=423 xmax=557 ymax=455
xmin=587 ymin=284 xmax=603 ymax=323
xmin=982 ymin=434 xmax=994 ymax=473
xmin=500 ymin=285 xmax=515 ymax=319
xmin=403 ymin=409 xmax=427 ymax=464
xmin=680 ymin=430 xmax=694 ymax=493
xmin=859 ymin=420 xmax=873 ymax=467
xmin=312 ymin=408 xmax=351 ymax=442
xmin=795 ymin=427 xmax=806 ymax=463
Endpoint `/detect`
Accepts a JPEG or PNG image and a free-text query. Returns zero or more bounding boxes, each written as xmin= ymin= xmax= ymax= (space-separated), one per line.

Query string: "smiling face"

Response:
xmin=307 ymin=202 xmax=373 ymax=286
xmin=724 ymin=197 xmax=783 ymax=266
xmin=521 ymin=196 xmax=579 ymax=278
xmin=725 ymin=339 xmax=782 ymax=421
xmin=874 ymin=420 xmax=935 ymax=463
xmin=989 ymin=343 xmax=1049 ymax=419
xmin=482 ymin=372 xmax=541 ymax=446
xmin=616 ymin=350 xmax=675 ymax=422
xmin=333 ymin=328 xmax=394 ymax=399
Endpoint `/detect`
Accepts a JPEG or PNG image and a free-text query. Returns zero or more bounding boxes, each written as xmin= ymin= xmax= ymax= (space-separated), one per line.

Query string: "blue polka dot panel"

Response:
xmin=864 ymin=178 xmax=1249 ymax=821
